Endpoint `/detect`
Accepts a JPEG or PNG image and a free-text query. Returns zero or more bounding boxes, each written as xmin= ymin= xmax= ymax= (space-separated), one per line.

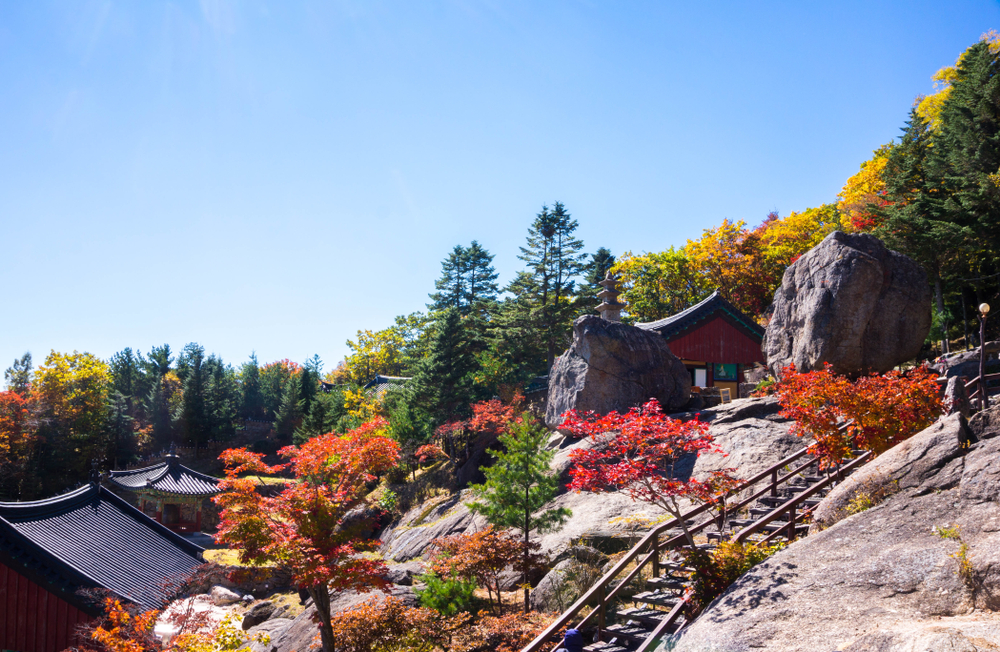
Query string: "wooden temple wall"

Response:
xmin=0 ymin=562 xmax=90 ymax=652
xmin=665 ymin=315 xmax=766 ymax=364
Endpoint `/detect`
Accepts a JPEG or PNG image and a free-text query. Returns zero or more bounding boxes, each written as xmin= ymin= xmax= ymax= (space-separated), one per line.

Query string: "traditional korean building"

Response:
xmin=636 ymin=290 xmax=766 ymax=398
xmin=0 ymin=483 xmax=204 ymax=652
xmin=108 ymin=449 xmax=220 ymax=533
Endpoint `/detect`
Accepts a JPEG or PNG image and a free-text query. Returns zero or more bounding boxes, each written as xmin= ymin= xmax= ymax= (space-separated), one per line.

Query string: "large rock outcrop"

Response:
xmin=545 ymin=315 xmax=690 ymax=429
xmin=670 ymin=407 xmax=1000 ymax=652
xmin=763 ymin=231 xmax=931 ymax=377
xmin=379 ymin=398 xmax=800 ymax=566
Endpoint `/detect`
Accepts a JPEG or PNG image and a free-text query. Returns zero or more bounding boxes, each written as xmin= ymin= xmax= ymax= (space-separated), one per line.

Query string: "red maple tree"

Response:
xmin=214 ymin=418 xmax=400 ymax=652
xmin=563 ymin=399 xmax=738 ymax=546
xmin=774 ymin=364 xmax=944 ymax=467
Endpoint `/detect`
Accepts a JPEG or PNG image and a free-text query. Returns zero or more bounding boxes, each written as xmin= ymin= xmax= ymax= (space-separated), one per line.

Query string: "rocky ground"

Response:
xmin=669 ymin=405 xmax=1000 ymax=652
xmin=235 ymin=396 xmax=803 ymax=652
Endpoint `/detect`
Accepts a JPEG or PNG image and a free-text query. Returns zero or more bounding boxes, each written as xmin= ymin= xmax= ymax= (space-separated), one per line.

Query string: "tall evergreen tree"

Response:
xmin=428 ymin=245 xmax=468 ymax=312
xmin=406 ymin=308 xmax=479 ymax=425
xmin=878 ymin=108 xmax=973 ymax=336
xmin=428 ymin=241 xmax=500 ymax=315
xmin=240 ymin=353 xmax=266 ymax=420
xmin=274 ymin=372 xmax=304 ymax=441
xmin=932 ymin=39 xmax=1000 ymax=271
xmin=176 ymin=343 xmax=210 ymax=452
xmin=3 ymin=352 xmax=32 ymax=396
xmin=464 ymin=240 xmax=500 ymax=309
xmin=512 ymin=202 xmax=588 ymax=370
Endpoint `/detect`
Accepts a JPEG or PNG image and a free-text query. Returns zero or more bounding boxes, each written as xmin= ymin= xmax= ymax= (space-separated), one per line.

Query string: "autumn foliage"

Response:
xmin=214 ymin=418 xmax=400 ymax=652
xmin=774 ymin=364 xmax=944 ymax=467
xmin=563 ymin=399 xmax=738 ymax=545
xmin=428 ymin=526 xmax=524 ymax=613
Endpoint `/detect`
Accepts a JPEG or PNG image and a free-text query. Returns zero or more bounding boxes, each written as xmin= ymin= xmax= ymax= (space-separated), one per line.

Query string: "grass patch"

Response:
xmin=203 ymin=548 xmax=275 ymax=568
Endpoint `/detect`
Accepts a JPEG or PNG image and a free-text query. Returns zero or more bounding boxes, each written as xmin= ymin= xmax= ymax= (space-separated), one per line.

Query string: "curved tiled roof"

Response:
xmin=635 ymin=290 xmax=765 ymax=342
xmin=109 ymin=458 xmax=221 ymax=496
xmin=0 ymin=484 xmax=204 ymax=611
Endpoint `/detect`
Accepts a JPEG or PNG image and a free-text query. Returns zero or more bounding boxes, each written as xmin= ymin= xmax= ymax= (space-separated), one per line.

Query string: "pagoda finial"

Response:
xmin=596 ymin=271 xmax=625 ymax=322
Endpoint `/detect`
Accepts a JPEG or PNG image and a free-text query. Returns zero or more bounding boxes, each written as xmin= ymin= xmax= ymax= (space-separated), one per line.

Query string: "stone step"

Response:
xmin=631 ymin=590 xmax=682 ymax=609
xmin=617 ymin=606 xmax=671 ymax=626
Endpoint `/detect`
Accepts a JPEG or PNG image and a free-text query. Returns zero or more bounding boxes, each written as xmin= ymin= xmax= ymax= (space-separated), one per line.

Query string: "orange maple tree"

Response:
xmin=429 ymin=526 xmax=524 ymax=613
xmin=214 ymin=418 xmax=400 ymax=652
xmin=774 ymin=364 xmax=944 ymax=467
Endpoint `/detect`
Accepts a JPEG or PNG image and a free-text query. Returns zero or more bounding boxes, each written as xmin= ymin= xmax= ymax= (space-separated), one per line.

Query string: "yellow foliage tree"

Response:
xmin=342 ymin=328 xmax=406 ymax=386
xmin=837 ymin=146 xmax=892 ymax=232
xmin=611 ymin=247 xmax=710 ymax=323
xmin=32 ymin=350 xmax=112 ymax=484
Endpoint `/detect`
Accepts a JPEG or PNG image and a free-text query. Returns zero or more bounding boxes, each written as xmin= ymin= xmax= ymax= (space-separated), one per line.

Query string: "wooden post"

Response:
xmin=652 ymin=533 xmax=660 ymax=577
xmin=771 ymin=469 xmax=778 ymax=496
xmin=597 ymin=583 xmax=606 ymax=634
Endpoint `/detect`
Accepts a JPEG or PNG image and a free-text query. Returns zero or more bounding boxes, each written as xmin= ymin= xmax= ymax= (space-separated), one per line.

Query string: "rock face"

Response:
xmin=241 ymin=600 xmax=276 ymax=630
xmin=670 ymin=409 xmax=1000 ymax=652
xmin=264 ymin=585 xmax=419 ymax=652
xmin=379 ymin=398 xmax=802 ymax=566
xmin=763 ymin=231 xmax=931 ymax=377
xmin=545 ymin=315 xmax=691 ymax=429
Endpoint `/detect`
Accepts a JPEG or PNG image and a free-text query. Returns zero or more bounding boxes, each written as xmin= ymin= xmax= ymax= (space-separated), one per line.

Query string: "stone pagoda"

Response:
xmin=596 ymin=271 xmax=625 ymax=322
xmin=108 ymin=445 xmax=220 ymax=533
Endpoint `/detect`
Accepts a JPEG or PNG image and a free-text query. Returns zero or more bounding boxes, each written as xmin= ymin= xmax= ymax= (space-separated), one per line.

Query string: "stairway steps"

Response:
xmin=632 ymin=590 xmax=682 ymax=608
xmin=617 ymin=606 xmax=671 ymax=626
xmin=645 ymin=576 xmax=687 ymax=591
xmin=584 ymin=642 xmax=631 ymax=652
xmin=604 ymin=622 xmax=655 ymax=645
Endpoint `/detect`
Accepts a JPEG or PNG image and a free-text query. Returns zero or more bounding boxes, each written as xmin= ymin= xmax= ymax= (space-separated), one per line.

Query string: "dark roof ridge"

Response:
xmin=0 ymin=483 xmax=98 ymax=518
xmin=635 ymin=290 xmax=764 ymax=339
xmin=110 ymin=462 xmax=173 ymax=479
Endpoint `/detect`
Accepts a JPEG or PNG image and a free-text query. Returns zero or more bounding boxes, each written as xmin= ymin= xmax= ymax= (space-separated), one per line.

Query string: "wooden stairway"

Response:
xmin=521 ymin=444 xmax=873 ymax=652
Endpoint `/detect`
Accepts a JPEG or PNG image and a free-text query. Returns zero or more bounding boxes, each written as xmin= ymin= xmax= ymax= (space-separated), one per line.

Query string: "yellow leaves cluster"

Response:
xmin=343 ymin=386 xmax=381 ymax=421
xmin=837 ymin=149 xmax=891 ymax=232
xmin=343 ymin=328 xmax=406 ymax=386
xmin=32 ymin=350 xmax=110 ymax=437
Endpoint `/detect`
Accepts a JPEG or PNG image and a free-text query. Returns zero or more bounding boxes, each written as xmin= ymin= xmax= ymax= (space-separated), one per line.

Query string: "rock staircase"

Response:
xmin=521 ymin=444 xmax=873 ymax=652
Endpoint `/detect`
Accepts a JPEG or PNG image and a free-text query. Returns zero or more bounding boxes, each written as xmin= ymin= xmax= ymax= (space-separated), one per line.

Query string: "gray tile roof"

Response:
xmin=0 ymin=484 xmax=205 ymax=611
xmin=635 ymin=290 xmax=765 ymax=341
xmin=109 ymin=458 xmax=221 ymax=496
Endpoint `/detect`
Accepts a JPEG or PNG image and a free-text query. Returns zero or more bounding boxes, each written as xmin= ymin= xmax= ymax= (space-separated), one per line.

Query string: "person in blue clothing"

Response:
xmin=556 ymin=628 xmax=585 ymax=652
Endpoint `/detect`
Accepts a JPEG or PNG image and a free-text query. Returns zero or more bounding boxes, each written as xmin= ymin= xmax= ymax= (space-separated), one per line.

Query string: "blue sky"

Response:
xmin=1 ymin=0 xmax=998 ymax=376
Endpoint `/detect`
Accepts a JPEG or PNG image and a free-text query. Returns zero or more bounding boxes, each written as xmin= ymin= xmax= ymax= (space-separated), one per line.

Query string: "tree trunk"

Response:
xmin=308 ymin=585 xmax=336 ymax=652
xmin=934 ymin=274 xmax=949 ymax=354
xmin=524 ymin=479 xmax=531 ymax=614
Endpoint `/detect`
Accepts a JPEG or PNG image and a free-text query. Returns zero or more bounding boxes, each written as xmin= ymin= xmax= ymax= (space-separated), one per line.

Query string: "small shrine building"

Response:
xmin=635 ymin=290 xmax=766 ymax=398
xmin=108 ymin=448 xmax=220 ymax=533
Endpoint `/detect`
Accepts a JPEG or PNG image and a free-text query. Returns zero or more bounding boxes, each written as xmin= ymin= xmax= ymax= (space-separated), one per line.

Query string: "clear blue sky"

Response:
xmin=1 ymin=1 xmax=997 ymax=377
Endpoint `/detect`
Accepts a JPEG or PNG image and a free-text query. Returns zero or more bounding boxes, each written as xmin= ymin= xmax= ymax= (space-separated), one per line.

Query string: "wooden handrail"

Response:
xmin=634 ymin=597 xmax=688 ymax=652
xmin=519 ymin=445 xmax=823 ymax=652
xmin=733 ymin=451 xmax=872 ymax=543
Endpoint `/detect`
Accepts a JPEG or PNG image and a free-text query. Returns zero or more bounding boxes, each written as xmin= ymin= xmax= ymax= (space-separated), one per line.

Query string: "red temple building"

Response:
xmin=108 ymin=448 xmax=220 ymax=533
xmin=636 ymin=290 xmax=766 ymax=398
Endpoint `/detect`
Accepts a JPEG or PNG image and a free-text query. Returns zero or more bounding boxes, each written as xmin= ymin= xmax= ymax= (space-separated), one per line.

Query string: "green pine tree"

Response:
xmin=512 ymin=202 xmax=588 ymax=371
xmin=240 ymin=353 xmax=266 ymax=421
xmin=274 ymin=372 xmax=304 ymax=441
xmin=3 ymin=352 xmax=32 ymax=396
xmin=467 ymin=415 xmax=570 ymax=613
xmin=406 ymin=307 xmax=479 ymax=425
